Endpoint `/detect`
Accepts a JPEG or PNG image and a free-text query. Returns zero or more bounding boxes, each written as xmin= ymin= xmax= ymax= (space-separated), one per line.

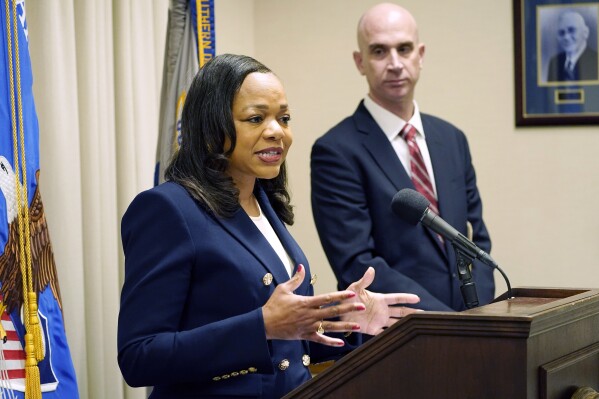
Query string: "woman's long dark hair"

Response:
xmin=165 ymin=54 xmax=294 ymax=225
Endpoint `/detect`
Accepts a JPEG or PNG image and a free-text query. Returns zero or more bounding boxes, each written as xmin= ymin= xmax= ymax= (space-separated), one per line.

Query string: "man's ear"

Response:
xmin=418 ymin=43 xmax=426 ymax=69
xmin=353 ymin=51 xmax=366 ymax=75
xmin=582 ymin=25 xmax=590 ymax=40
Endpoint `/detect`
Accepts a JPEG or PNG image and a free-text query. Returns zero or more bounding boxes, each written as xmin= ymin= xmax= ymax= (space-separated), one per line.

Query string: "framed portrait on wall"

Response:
xmin=514 ymin=0 xmax=599 ymax=126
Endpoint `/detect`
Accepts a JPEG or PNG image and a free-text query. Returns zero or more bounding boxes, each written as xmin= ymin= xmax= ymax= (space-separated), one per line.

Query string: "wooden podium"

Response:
xmin=284 ymin=288 xmax=599 ymax=399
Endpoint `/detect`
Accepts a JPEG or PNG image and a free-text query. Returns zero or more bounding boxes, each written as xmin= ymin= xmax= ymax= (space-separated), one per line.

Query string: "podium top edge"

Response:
xmin=494 ymin=286 xmax=598 ymax=302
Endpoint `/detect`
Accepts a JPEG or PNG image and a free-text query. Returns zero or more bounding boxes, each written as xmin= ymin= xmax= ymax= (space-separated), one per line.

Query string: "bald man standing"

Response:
xmin=311 ymin=3 xmax=494 ymax=311
xmin=547 ymin=10 xmax=598 ymax=82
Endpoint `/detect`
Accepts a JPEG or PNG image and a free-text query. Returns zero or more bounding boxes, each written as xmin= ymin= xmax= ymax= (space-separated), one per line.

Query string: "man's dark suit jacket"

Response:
xmin=547 ymin=47 xmax=599 ymax=82
xmin=118 ymin=182 xmax=355 ymax=399
xmin=311 ymin=102 xmax=495 ymax=311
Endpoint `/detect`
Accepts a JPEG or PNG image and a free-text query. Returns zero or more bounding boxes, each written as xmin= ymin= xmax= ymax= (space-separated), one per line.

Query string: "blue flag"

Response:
xmin=0 ymin=0 xmax=78 ymax=397
xmin=155 ymin=0 xmax=215 ymax=185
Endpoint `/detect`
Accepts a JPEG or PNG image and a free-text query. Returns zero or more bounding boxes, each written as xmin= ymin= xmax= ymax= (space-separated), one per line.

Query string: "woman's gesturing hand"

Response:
xmin=262 ymin=265 xmax=365 ymax=346
xmin=341 ymin=267 xmax=421 ymax=335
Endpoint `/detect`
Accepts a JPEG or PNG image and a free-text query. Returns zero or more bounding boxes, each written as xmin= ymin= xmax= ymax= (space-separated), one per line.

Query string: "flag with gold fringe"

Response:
xmin=0 ymin=0 xmax=78 ymax=397
xmin=155 ymin=0 xmax=215 ymax=185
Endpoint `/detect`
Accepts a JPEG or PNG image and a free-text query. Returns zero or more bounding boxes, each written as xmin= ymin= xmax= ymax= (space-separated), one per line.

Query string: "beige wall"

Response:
xmin=217 ymin=0 xmax=599 ymax=297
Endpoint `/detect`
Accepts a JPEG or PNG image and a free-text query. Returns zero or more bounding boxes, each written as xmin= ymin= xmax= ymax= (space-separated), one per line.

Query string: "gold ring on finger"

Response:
xmin=317 ymin=321 xmax=325 ymax=335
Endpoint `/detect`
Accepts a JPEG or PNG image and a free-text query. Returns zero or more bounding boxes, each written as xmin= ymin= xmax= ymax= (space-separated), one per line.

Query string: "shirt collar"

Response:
xmin=363 ymin=96 xmax=425 ymax=142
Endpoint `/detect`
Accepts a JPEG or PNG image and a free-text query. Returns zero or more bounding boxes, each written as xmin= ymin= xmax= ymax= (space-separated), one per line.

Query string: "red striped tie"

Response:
xmin=401 ymin=124 xmax=440 ymax=215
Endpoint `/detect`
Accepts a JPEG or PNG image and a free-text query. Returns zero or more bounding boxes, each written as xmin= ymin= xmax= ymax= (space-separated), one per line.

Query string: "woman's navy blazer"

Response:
xmin=118 ymin=181 xmax=352 ymax=399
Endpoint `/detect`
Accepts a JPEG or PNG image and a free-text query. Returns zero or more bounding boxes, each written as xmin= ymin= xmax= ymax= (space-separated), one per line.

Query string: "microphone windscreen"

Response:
xmin=391 ymin=188 xmax=430 ymax=225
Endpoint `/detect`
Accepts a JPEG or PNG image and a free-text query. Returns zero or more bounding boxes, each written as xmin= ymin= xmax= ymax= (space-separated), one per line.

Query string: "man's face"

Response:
xmin=557 ymin=12 xmax=589 ymax=55
xmin=353 ymin=10 xmax=425 ymax=111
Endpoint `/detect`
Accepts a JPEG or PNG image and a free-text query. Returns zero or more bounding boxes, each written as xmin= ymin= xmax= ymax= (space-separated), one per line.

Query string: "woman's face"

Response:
xmin=227 ymin=72 xmax=293 ymax=188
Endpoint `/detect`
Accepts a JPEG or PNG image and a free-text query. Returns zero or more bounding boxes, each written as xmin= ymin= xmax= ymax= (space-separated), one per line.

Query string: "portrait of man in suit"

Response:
xmin=546 ymin=9 xmax=599 ymax=82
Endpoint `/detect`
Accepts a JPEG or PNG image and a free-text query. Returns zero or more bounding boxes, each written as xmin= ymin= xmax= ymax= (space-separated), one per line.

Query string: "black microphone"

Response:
xmin=391 ymin=188 xmax=513 ymax=307
xmin=391 ymin=188 xmax=497 ymax=268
